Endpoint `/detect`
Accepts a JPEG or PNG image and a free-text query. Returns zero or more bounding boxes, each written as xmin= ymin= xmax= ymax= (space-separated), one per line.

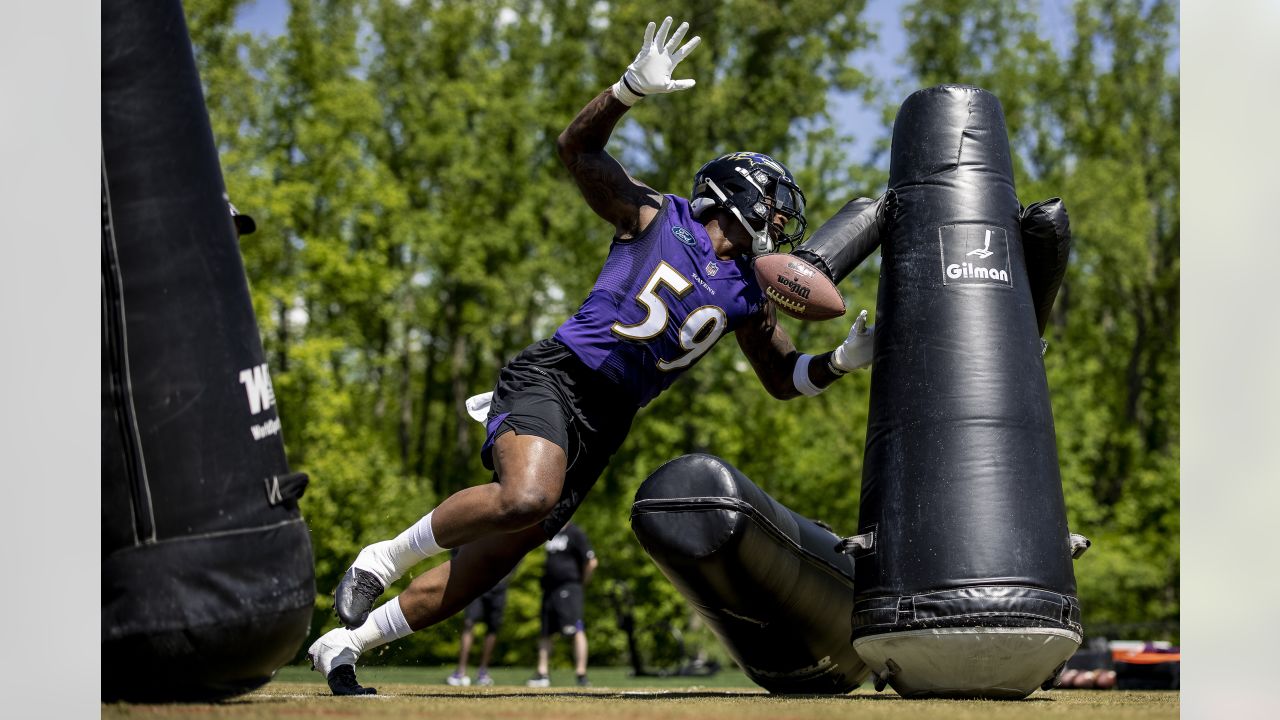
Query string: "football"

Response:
xmin=751 ymin=252 xmax=846 ymax=321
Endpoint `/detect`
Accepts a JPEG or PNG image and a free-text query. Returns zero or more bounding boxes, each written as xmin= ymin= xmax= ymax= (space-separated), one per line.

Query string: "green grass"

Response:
xmin=272 ymin=662 xmax=759 ymax=689
xmin=101 ymin=665 xmax=1180 ymax=719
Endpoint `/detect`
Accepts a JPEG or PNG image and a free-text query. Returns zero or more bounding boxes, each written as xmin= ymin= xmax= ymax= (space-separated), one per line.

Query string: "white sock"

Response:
xmin=354 ymin=510 xmax=445 ymax=586
xmin=349 ymin=597 xmax=414 ymax=654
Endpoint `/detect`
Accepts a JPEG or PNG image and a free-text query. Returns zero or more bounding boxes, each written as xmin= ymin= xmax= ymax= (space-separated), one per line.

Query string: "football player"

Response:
xmin=309 ymin=16 xmax=875 ymax=695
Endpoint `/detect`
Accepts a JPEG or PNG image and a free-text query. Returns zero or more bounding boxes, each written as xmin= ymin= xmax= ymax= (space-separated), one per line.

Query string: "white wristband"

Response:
xmin=611 ymin=75 xmax=645 ymax=106
xmin=792 ymin=354 xmax=823 ymax=396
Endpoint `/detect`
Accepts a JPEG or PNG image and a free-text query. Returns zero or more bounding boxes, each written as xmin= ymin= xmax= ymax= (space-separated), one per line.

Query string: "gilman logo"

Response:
xmin=939 ymin=224 xmax=1012 ymax=287
xmin=966 ymin=229 xmax=996 ymax=259
xmin=947 ymin=262 xmax=1009 ymax=281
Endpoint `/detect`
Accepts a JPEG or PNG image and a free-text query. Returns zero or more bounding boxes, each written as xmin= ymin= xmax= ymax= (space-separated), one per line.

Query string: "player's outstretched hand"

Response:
xmin=611 ymin=16 xmax=701 ymax=106
xmin=830 ymin=310 xmax=875 ymax=372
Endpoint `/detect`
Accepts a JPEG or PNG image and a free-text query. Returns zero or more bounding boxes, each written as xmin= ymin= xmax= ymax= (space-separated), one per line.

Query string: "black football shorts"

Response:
xmin=463 ymin=585 xmax=509 ymax=631
xmin=540 ymin=582 xmax=585 ymax=637
xmin=481 ymin=338 xmax=637 ymax=538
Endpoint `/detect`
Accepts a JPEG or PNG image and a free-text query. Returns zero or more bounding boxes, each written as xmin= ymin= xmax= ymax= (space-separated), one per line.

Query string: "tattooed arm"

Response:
xmin=735 ymin=302 xmax=847 ymax=400
xmin=557 ymin=18 xmax=701 ymax=239
xmin=556 ymin=89 xmax=662 ymax=241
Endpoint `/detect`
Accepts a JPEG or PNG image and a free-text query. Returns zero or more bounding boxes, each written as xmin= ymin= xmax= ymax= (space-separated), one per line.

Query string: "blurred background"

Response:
xmin=183 ymin=0 xmax=1178 ymax=671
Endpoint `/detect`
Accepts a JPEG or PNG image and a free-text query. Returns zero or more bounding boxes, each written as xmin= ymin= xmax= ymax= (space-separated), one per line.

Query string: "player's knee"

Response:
xmin=494 ymin=485 xmax=556 ymax=530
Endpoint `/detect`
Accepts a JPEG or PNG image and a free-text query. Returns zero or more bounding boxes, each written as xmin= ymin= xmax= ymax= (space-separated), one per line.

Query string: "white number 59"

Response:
xmin=611 ymin=261 xmax=727 ymax=371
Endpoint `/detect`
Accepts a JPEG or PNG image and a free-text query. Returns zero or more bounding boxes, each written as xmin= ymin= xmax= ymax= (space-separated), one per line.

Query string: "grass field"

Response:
xmin=101 ymin=665 xmax=1179 ymax=719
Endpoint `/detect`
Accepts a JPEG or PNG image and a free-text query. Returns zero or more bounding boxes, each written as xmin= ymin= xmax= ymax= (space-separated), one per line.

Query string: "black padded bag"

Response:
xmin=633 ymin=454 xmax=869 ymax=694
xmin=853 ymin=85 xmax=1080 ymax=652
xmin=102 ymin=0 xmax=314 ymax=702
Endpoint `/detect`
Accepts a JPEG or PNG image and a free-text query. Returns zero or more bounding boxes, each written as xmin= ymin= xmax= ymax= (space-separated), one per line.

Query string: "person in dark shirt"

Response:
xmin=307 ymin=16 xmax=875 ymax=695
xmin=526 ymin=523 xmax=597 ymax=688
xmin=446 ymin=548 xmax=516 ymax=687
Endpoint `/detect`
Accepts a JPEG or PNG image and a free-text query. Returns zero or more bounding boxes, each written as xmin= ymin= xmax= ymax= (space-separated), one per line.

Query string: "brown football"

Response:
xmin=751 ymin=253 xmax=846 ymax=320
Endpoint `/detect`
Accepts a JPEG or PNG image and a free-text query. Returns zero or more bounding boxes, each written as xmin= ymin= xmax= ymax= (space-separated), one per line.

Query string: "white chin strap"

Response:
xmin=695 ymin=179 xmax=775 ymax=256
xmin=728 ymin=205 xmax=774 ymax=256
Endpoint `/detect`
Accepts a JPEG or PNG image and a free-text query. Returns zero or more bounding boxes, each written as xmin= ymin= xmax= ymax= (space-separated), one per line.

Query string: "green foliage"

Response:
xmin=186 ymin=0 xmax=1178 ymax=665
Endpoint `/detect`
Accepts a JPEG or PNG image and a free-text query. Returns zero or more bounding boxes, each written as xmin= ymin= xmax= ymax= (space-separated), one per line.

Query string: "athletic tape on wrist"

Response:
xmin=792 ymin=354 xmax=823 ymax=396
xmin=611 ymin=75 xmax=645 ymax=106
xmin=622 ymin=74 xmax=646 ymax=99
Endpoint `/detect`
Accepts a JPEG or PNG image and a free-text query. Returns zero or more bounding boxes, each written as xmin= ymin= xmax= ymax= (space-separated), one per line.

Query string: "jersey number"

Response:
xmin=611 ymin=261 xmax=727 ymax=372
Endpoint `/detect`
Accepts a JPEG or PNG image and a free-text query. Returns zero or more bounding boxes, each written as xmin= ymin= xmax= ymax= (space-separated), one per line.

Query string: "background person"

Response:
xmin=527 ymin=522 xmax=597 ymax=688
xmin=446 ymin=548 xmax=516 ymax=687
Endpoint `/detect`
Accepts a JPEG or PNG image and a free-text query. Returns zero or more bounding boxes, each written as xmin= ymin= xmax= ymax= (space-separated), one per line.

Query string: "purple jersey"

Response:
xmin=554 ymin=195 xmax=766 ymax=407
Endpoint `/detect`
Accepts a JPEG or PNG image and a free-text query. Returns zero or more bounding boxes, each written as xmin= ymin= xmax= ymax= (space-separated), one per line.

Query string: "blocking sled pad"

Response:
xmin=631 ymin=453 xmax=870 ymax=694
xmin=851 ymin=85 xmax=1082 ymax=699
xmin=102 ymin=0 xmax=314 ymax=701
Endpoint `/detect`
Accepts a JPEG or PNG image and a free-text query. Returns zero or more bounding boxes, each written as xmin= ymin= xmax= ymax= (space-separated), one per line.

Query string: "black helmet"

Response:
xmin=690 ymin=151 xmax=807 ymax=255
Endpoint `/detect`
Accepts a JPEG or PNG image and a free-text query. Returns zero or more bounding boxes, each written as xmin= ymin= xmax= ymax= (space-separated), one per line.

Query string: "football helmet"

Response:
xmin=690 ymin=151 xmax=807 ymax=255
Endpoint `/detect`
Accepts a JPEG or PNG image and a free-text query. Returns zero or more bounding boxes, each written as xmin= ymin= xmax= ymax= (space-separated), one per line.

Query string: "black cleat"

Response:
xmin=326 ymin=665 xmax=377 ymax=696
xmin=309 ymin=630 xmax=375 ymax=696
xmin=335 ymin=566 xmax=385 ymax=629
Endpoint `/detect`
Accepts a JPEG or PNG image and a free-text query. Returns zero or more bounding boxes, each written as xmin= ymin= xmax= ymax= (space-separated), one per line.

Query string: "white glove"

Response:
xmin=830 ymin=310 xmax=875 ymax=373
xmin=464 ymin=391 xmax=493 ymax=424
xmin=611 ymin=17 xmax=701 ymax=106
